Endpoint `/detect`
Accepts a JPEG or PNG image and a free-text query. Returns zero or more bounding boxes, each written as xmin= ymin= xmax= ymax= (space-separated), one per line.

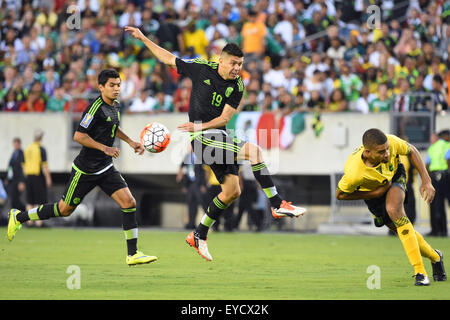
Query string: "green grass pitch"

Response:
xmin=1 ymin=227 xmax=449 ymax=300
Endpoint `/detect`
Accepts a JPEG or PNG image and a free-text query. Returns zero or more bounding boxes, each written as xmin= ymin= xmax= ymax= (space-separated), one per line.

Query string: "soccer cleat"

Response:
xmin=432 ymin=250 xmax=446 ymax=282
xmin=271 ymin=200 xmax=306 ymax=219
xmin=185 ymin=231 xmax=213 ymax=261
xmin=414 ymin=273 xmax=430 ymax=286
xmin=126 ymin=251 xmax=158 ymax=266
xmin=7 ymin=209 xmax=22 ymax=242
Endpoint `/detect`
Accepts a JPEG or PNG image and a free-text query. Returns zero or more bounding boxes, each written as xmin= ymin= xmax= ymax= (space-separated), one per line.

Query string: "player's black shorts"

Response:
xmin=62 ymin=165 xmax=128 ymax=207
xmin=364 ymin=163 xmax=408 ymax=228
xmin=191 ymin=130 xmax=246 ymax=184
xmin=26 ymin=175 xmax=47 ymax=204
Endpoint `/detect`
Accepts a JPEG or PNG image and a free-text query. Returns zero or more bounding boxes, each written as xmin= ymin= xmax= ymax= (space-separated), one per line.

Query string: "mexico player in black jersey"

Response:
xmin=7 ymin=69 xmax=157 ymax=266
xmin=126 ymin=26 xmax=306 ymax=261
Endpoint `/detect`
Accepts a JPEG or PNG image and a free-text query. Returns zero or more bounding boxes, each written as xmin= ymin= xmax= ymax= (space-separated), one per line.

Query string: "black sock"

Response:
xmin=195 ymin=196 xmax=228 ymax=240
xmin=17 ymin=203 xmax=62 ymax=223
xmin=122 ymin=207 xmax=138 ymax=256
xmin=251 ymin=163 xmax=283 ymax=208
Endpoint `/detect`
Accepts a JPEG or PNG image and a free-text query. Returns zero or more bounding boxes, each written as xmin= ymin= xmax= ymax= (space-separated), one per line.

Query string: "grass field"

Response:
xmin=0 ymin=227 xmax=449 ymax=300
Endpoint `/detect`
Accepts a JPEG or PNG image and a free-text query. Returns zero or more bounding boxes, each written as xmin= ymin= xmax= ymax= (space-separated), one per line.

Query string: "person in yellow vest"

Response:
xmin=336 ymin=128 xmax=446 ymax=285
xmin=426 ymin=130 xmax=450 ymax=237
xmin=23 ymin=129 xmax=52 ymax=227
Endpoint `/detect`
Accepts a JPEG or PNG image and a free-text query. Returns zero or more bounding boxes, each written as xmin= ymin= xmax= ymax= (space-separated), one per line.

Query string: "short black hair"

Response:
xmin=432 ymin=74 xmax=443 ymax=85
xmin=98 ymin=69 xmax=120 ymax=86
xmin=363 ymin=128 xmax=387 ymax=148
xmin=222 ymin=43 xmax=244 ymax=58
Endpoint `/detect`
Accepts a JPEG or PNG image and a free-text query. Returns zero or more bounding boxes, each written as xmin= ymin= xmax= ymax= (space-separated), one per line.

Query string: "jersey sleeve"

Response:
xmin=337 ymin=171 xmax=362 ymax=194
xmin=226 ymin=77 xmax=244 ymax=109
xmin=76 ymin=104 xmax=99 ymax=134
xmin=175 ymin=57 xmax=202 ymax=81
xmin=388 ymin=134 xmax=410 ymax=156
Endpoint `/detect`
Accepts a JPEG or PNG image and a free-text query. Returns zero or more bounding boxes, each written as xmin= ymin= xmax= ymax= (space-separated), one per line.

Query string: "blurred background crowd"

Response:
xmin=0 ymin=0 xmax=449 ymax=115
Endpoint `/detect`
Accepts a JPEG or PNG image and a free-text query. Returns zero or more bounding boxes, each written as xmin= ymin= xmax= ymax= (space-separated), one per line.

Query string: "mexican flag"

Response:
xmin=226 ymin=112 xmax=305 ymax=150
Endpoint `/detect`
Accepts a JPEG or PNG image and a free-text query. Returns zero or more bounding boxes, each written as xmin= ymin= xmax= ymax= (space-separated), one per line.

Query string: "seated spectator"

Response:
xmin=127 ymin=90 xmax=156 ymax=114
xmin=242 ymin=90 xmax=260 ymax=111
xmin=46 ymin=86 xmax=69 ymax=112
xmin=354 ymin=84 xmax=370 ymax=114
xmin=369 ymin=83 xmax=392 ymax=113
xmin=306 ymin=90 xmax=325 ymax=112
xmin=431 ymin=74 xmax=449 ymax=111
xmin=18 ymin=88 xmax=45 ymax=112
xmin=392 ymin=78 xmax=411 ymax=112
xmin=153 ymin=90 xmax=174 ymax=113
xmin=174 ymin=78 xmax=192 ymax=112
xmin=326 ymin=89 xmax=348 ymax=112
xmin=1 ymin=89 xmax=20 ymax=112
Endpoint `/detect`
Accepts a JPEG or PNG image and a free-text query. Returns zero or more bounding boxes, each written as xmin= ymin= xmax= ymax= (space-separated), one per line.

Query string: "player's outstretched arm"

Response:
xmin=124 ymin=26 xmax=176 ymax=68
xmin=408 ymin=143 xmax=435 ymax=203
xmin=116 ymin=127 xmax=145 ymax=155
xmin=74 ymin=131 xmax=120 ymax=158
xmin=178 ymin=104 xmax=236 ymax=132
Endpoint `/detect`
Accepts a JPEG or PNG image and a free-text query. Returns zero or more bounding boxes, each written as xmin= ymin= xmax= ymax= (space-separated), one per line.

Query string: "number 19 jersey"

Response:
xmin=175 ymin=57 xmax=244 ymax=130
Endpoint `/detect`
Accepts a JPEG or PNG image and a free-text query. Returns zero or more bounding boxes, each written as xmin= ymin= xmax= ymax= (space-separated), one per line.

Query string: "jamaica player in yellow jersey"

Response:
xmin=336 ymin=128 xmax=446 ymax=286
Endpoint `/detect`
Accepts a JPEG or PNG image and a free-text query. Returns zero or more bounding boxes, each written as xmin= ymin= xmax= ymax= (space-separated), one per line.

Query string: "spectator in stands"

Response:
xmin=173 ymin=77 xmax=192 ymax=113
xmin=339 ymin=62 xmax=363 ymax=110
xmin=1 ymin=89 xmax=20 ymax=112
xmin=327 ymin=89 xmax=348 ymax=112
xmin=369 ymin=83 xmax=392 ymax=113
xmin=18 ymin=83 xmax=46 ymax=112
xmin=183 ymin=20 xmax=209 ymax=60
xmin=127 ymin=90 xmax=156 ymax=114
xmin=241 ymin=9 xmax=266 ymax=60
xmin=393 ymin=78 xmax=412 ymax=112
xmin=242 ymin=90 xmax=260 ymax=112
xmin=431 ymin=75 xmax=449 ymax=111
xmin=153 ymin=90 xmax=174 ymax=113
xmin=46 ymin=86 xmax=69 ymax=112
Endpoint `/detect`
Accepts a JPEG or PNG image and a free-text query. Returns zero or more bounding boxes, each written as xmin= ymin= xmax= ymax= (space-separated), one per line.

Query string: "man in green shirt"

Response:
xmin=369 ymin=83 xmax=392 ymax=112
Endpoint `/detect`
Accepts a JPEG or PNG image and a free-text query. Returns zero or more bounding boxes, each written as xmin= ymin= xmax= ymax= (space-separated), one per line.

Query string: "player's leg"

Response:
xmin=237 ymin=141 xmax=306 ymax=218
xmin=187 ymin=173 xmax=240 ymax=261
xmin=385 ymin=186 xmax=433 ymax=285
xmin=7 ymin=170 xmax=83 ymax=241
xmin=103 ymin=168 xmax=157 ymax=266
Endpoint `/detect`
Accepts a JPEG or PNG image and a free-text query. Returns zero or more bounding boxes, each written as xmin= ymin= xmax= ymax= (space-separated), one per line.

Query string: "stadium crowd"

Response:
xmin=0 ymin=0 xmax=449 ymax=115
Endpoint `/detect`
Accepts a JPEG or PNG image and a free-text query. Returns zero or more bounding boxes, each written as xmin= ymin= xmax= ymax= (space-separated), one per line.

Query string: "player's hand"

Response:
xmin=104 ymin=146 xmax=120 ymax=158
xmin=420 ymin=181 xmax=435 ymax=204
xmin=124 ymin=26 xmax=144 ymax=40
xmin=130 ymin=141 xmax=145 ymax=155
xmin=177 ymin=122 xmax=202 ymax=132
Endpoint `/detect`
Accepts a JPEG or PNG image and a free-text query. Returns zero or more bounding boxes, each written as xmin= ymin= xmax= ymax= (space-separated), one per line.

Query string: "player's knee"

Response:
xmin=58 ymin=201 xmax=75 ymax=217
xmin=226 ymin=188 xmax=241 ymax=202
xmin=386 ymin=204 xmax=403 ymax=220
xmin=123 ymin=196 xmax=136 ymax=209
xmin=247 ymin=143 xmax=262 ymax=162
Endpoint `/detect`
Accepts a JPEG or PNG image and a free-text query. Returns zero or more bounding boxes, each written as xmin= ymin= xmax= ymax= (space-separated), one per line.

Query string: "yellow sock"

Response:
xmin=415 ymin=231 xmax=440 ymax=263
xmin=394 ymin=217 xmax=427 ymax=275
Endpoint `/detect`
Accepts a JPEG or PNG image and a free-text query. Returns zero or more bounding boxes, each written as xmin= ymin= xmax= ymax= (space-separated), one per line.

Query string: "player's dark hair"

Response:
xmin=363 ymin=128 xmax=387 ymax=148
xmin=98 ymin=69 xmax=120 ymax=86
xmin=222 ymin=43 xmax=244 ymax=58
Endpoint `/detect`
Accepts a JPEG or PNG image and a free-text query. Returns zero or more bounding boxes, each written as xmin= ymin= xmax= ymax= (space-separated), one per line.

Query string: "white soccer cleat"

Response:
xmin=271 ymin=200 xmax=306 ymax=219
xmin=186 ymin=232 xmax=213 ymax=261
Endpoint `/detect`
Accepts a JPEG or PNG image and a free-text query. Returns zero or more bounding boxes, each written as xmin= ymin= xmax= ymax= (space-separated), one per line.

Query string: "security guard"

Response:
xmin=426 ymin=130 xmax=450 ymax=236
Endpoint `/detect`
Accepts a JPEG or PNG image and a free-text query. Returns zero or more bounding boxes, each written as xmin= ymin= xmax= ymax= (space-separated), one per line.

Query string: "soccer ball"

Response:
xmin=140 ymin=122 xmax=171 ymax=153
